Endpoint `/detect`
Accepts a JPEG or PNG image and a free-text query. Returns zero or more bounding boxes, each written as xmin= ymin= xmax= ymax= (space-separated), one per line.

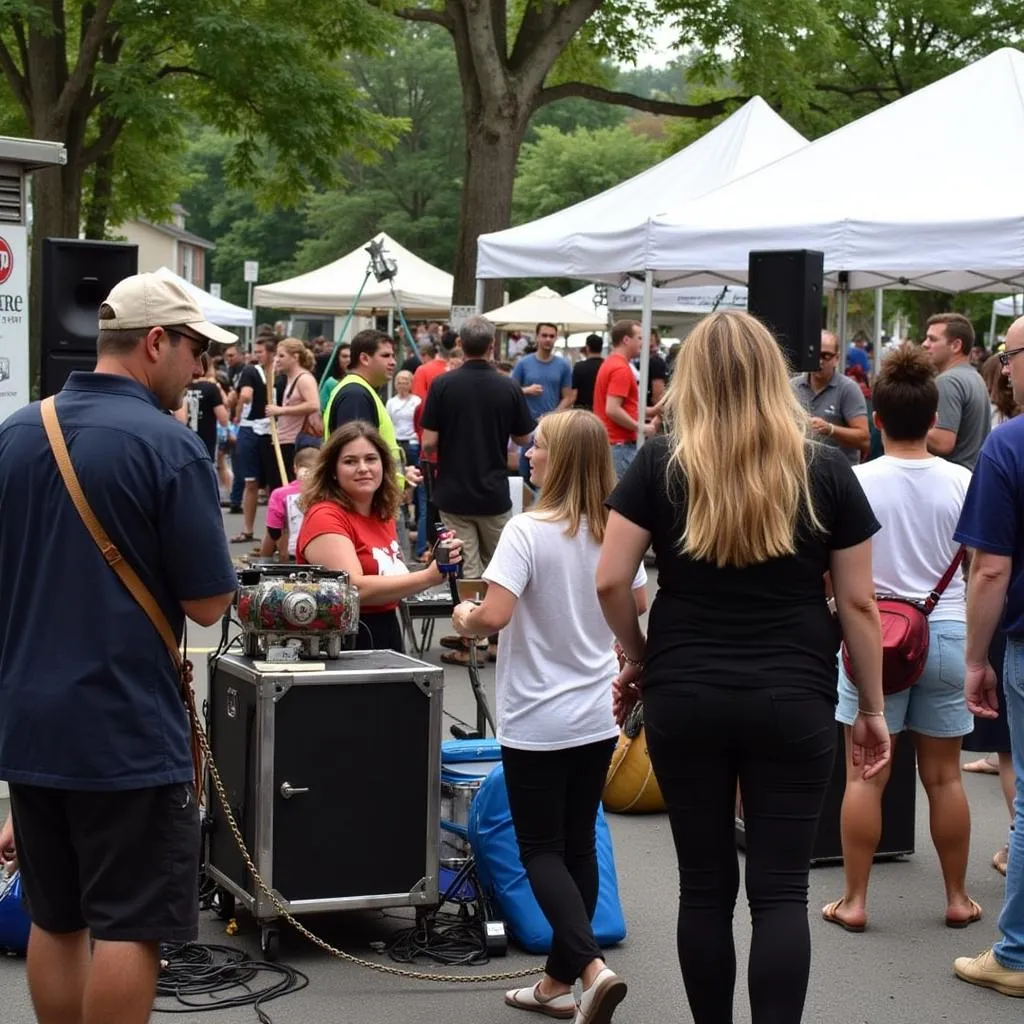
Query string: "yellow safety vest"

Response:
xmin=324 ymin=373 xmax=405 ymax=487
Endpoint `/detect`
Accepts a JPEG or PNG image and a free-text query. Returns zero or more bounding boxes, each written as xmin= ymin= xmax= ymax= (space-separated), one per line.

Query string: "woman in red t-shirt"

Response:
xmin=296 ymin=420 xmax=461 ymax=650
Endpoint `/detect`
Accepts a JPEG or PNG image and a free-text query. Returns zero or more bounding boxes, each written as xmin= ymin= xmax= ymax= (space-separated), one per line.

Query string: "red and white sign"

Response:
xmin=0 ymin=236 xmax=12 ymax=286
xmin=0 ymin=226 xmax=29 ymax=423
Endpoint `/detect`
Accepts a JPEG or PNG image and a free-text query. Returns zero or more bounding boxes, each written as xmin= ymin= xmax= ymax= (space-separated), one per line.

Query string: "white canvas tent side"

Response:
xmin=254 ymin=233 xmax=453 ymax=316
xmin=153 ymin=266 xmax=253 ymax=328
xmin=484 ymin=286 xmax=607 ymax=333
xmin=641 ymin=48 xmax=1024 ymax=296
xmin=994 ymin=294 xmax=1024 ymax=317
xmin=475 ymin=97 xmax=807 ymax=282
xmin=566 ymin=282 xmax=747 ymax=316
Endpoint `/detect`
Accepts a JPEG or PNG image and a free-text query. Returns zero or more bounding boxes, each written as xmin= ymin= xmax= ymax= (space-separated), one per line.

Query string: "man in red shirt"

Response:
xmin=594 ymin=319 xmax=653 ymax=478
xmin=412 ymin=336 xmax=451 ymax=401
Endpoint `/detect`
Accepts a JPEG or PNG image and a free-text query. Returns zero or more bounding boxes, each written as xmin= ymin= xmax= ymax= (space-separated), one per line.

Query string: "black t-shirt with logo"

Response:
xmin=181 ymin=380 xmax=223 ymax=460
xmin=607 ymin=436 xmax=880 ymax=698
xmin=421 ymin=361 xmax=535 ymax=516
xmin=572 ymin=356 xmax=603 ymax=411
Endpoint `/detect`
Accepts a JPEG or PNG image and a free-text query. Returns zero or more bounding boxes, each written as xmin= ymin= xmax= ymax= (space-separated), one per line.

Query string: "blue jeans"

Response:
xmin=229 ymin=440 xmax=244 ymax=507
xmin=611 ymin=442 xmax=636 ymax=480
xmin=399 ymin=440 xmax=428 ymax=557
xmin=996 ymin=638 xmax=1024 ymax=970
xmin=519 ymin=442 xmax=535 ymax=493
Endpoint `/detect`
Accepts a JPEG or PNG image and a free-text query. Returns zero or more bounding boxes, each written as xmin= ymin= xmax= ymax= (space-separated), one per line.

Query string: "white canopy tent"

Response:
xmin=253 ymin=233 xmax=453 ymax=316
xmin=566 ymin=282 xmax=747 ymax=316
xmin=484 ymin=286 xmax=607 ymax=333
xmin=153 ymin=266 xmax=252 ymax=328
xmin=476 ymin=97 xmax=807 ymax=282
xmin=639 ymin=48 xmax=1024 ymax=296
xmin=994 ymin=294 xmax=1023 ymax=317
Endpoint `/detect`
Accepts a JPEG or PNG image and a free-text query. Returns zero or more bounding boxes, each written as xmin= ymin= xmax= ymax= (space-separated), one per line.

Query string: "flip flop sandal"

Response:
xmin=963 ymin=756 xmax=1000 ymax=774
xmin=230 ymin=532 xmax=255 ymax=544
xmin=440 ymin=650 xmax=471 ymax=666
xmin=822 ymin=899 xmax=866 ymax=933
xmin=946 ymin=897 xmax=983 ymax=929
xmin=994 ymin=847 xmax=1009 ymax=876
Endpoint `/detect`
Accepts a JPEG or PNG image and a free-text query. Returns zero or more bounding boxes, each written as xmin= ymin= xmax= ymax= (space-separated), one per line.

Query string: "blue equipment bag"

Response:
xmin=0 ymin=871 xmax=31 ymax=955
xmin=467 ymin=763 xmax=627 ymax=954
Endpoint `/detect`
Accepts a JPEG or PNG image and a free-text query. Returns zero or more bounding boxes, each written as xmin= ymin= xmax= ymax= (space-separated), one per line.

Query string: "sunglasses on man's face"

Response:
xmin=998 ymin=346 xmax=1024 ymax=367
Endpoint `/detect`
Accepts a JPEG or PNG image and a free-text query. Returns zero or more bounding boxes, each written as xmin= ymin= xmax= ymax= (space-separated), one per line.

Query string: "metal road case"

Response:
xmin=204 ymin=651 xmax=444 ymax=956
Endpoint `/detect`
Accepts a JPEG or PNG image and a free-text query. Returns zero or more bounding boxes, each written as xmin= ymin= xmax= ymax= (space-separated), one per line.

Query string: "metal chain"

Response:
xmin=184 ymin=666 xmax=539 ymax=983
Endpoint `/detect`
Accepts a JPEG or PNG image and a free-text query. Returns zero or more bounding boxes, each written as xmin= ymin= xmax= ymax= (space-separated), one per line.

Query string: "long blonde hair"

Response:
xmin=530 ymin=410 xmax=616 ymax=542
xmin=663 ymin=311 xmax=820 ymax=568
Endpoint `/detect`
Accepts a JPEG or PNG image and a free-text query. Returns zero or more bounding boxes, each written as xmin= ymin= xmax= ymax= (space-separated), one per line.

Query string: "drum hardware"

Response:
xmin=279 ymin=782 xmax=308 ymax=800
xmin=236 ymin=563 xmax=359 ymax=660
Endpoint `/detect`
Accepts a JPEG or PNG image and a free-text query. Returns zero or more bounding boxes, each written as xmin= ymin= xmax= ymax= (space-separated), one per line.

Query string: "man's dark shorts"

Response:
xmin=9 ymin=782 xmax=200 ymax=943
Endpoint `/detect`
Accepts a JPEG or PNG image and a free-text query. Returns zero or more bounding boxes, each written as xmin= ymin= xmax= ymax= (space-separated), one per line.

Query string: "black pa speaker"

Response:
xmin=40 ymin=238 xmax=138 ymax=397
xmin=747 ymin=249 xmax=824 ymax=372
xmin=736 ymin=721 xmax=917 ymax=865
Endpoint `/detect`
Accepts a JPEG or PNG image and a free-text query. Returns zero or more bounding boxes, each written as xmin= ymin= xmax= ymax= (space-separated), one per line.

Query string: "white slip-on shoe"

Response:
xmin=576 ymin=968 xmax=627 ymax=1024
xmin=504 ymin=982 xmax=577 ymax=1019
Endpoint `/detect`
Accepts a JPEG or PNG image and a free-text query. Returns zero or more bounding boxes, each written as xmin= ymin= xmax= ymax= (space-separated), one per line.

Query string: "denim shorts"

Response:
xmin=236 ymin=426 xmax=267 ymax=484
xmin=836 ymin=619 xmax=972 ymax=737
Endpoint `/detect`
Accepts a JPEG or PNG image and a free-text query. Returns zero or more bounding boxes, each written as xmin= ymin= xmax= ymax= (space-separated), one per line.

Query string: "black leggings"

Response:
xmin=501 ymin=739 xmax=617 ymax=984
xmin=644 ymin=683 xmax=836 ymax=1024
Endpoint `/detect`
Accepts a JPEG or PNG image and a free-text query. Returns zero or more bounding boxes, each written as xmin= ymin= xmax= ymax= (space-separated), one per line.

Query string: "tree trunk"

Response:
xmin=83 ymin=142 xmax=115 ymax=240
xmin=451 ymin=114 xmax=526 ymax=309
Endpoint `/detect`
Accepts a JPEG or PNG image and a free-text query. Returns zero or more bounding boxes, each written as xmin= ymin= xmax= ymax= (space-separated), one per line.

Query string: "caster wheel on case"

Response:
xmin=260 ymin=925 xmax=280 ymax=961
xmin=213 ymin=888 xmax=236 ymax=922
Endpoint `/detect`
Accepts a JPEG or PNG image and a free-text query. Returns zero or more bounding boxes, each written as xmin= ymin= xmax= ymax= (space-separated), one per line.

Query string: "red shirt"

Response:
xmin=594 ymin=351 xmax=639 ymax=444
xmin=412 ymin=358 xmax=447 ymax=401
xmin=296 ymin=501 xmax=408 ymax=612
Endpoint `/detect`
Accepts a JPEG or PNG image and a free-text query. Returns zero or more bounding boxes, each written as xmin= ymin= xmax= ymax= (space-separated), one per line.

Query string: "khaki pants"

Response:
xmin=439 ymin=509 xmax=512 ymax=580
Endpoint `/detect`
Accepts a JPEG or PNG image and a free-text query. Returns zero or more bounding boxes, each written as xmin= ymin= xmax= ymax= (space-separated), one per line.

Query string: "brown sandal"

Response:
xmin=945 ymin=897 xmax=983 ymax=929
xmin=822 ymin=899 xmax=866 ymax=933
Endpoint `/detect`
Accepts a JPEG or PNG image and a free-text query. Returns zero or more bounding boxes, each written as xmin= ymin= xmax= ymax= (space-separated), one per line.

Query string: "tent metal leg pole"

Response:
xmin=475 ymin=279 xmax=485 ymax=314
xmin=637 ymin=270 xmax=654 ymax=450
xmin=837 ymin=285 xmax=849 ymax=349
xmin=873 ymin=287 xmax=884 ymax=374
xmin=990 ymin=306 xmax=999 ymax=348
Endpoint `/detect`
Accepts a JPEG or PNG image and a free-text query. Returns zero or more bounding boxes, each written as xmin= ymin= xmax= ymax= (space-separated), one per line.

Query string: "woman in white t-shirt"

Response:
xmin=453 ymin=410 xmax=646 ymax=1024
xmin=824 ymin=344 xmax=979 ymax=933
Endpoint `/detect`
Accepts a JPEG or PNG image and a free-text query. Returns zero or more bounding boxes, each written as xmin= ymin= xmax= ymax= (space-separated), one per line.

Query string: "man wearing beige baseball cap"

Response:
xmin=0 ymin=272 xmax=238 ymax=1023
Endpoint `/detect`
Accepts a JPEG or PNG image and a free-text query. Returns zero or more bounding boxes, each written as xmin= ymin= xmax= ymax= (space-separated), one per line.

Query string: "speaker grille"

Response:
xmin=0 ymin=172 xmax=21 ymax=223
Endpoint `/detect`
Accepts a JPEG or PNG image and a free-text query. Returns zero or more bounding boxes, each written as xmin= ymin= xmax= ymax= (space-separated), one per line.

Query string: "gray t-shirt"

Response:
xmin=791 ymin=371 xmax=868 ymax=465
xmin=935 ymin=362 xmax=990 ymax=471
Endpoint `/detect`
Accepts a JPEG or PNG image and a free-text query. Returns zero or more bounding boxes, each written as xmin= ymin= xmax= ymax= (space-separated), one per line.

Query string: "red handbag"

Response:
xmin=841 ymin=546 xmax=965 ymax=695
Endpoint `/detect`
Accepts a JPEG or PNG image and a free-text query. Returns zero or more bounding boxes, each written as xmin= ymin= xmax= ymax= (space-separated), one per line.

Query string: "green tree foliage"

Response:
xmin=291 ymin=25 xmax=465 ymax=276
xmin=512 ymin=124 xmax=659 ymax=225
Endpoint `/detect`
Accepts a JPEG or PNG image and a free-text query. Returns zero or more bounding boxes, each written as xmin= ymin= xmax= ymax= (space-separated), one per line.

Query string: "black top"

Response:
xmin=401 ymin=355 xmax=421 ymax=375
xmin=633 ymin=354 xmax=668 ymax=406
xmin=421 ymin=360 xmax=536 ymax=515
xmin=181 ymin=380 xmax=223 ymax=460
xmin=237 ymin=365 xmax=268 ymax=422
xmin=327 ymin=381 xmax=380 ymax=435
xmin=607 ymin=437 xmax=880 ymax=698
xmin=314 ymin=353 xmax=332 ymax=382
xmin=572 ymin=356 xmax=603 ymax=411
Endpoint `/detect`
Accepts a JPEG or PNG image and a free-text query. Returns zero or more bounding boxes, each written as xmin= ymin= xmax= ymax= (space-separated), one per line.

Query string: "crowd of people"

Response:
xmin=0 ymin=271 xmax=1023 ymax=1024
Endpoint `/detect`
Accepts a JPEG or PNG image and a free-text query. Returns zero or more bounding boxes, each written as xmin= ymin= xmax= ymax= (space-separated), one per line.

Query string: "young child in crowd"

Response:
xmin=258 ymin=445 xmax=320 ymax=561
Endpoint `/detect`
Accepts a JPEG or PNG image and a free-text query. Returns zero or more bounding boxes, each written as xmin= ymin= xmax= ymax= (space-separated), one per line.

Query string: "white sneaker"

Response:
xmin=575 ymin=968 xmax=627 ymax=1024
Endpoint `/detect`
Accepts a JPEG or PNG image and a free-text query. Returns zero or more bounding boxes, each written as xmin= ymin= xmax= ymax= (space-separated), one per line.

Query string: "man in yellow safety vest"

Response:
xmin=323 ymin=328 xmax=420 ymax=488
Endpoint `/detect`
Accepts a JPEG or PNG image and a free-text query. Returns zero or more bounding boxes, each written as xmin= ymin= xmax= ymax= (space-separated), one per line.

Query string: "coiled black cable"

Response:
xmin=155 ymin=942 xmax=308 ymax=1024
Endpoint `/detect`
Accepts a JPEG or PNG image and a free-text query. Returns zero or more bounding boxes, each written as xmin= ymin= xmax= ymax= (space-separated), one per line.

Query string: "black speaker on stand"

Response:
xmin=40 ymin=238 xmax=138 ymax=398
xmin=747 ymin=249 xmax=825 ymax=372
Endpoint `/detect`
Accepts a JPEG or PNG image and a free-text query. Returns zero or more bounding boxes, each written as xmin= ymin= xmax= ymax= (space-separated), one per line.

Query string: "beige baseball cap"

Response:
xmin=99 ymin=273 xmax=237 ymax=347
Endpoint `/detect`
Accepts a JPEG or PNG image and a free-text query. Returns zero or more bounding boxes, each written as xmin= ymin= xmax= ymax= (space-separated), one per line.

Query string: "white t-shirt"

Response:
xmin=483 ymin=513 xmax=647 ymax=750
xmin=853 ymin=455 xmax=971 ymax=621
xmin=386 ymin=393 xmax=421 ymax=441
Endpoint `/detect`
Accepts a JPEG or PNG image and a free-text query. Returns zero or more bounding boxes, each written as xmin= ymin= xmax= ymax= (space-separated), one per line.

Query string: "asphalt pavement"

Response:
xmin=1 ymin=506 xmax=1020 ymax=1023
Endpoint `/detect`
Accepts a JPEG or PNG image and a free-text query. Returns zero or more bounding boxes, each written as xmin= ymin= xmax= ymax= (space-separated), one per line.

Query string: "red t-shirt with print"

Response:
xmin=594 ymin=351 xmax=639 ymax=445
xmin=296 ymin=501 xmax=408 ymax=612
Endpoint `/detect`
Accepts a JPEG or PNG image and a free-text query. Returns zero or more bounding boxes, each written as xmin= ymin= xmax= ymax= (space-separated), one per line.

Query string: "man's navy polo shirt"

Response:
xmin=0 ymin=373 xmax=237 ymax=791
xmin=955 ymin=416 xmax=1024 ymax=635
